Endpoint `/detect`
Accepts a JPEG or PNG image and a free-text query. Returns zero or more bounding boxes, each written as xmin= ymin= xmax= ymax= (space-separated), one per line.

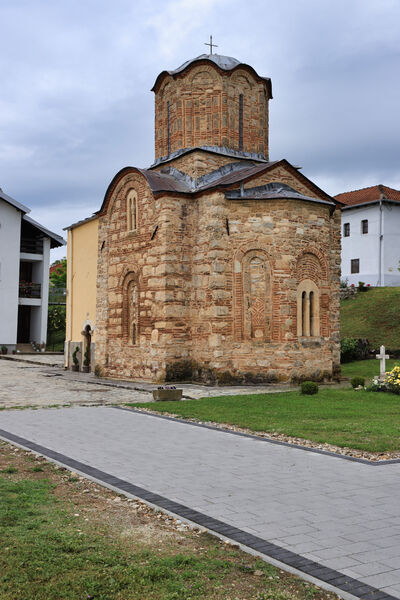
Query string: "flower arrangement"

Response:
xmin=385 ymin=366 xmax=400 ymax=395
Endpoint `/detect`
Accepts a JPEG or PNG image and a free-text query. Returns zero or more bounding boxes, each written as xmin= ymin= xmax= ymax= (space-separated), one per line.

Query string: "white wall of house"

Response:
xmin=383 ymin=204 xmax=400 ymax=286
xmin=341 ymin=202 xmax=400 ymax=286
xmin=0 ymin=200 xmax=21 ymax=347
xmin=29 ymin=237 xmax=51 ymax=343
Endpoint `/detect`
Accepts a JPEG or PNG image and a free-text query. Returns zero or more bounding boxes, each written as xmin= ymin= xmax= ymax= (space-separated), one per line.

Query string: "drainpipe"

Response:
xmin=65 ymin=229 xmax=73 ymax=367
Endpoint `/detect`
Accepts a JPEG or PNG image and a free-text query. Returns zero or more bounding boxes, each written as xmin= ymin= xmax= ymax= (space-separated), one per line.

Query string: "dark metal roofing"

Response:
xmin=0 ymin=188 xmax=30 ymax=214
xmin=151 ymin=145 xmax=268 ymax=168
xmin=225 ymin=182 xmax=336 ymax=210
xmin=172 ymin=54 xmax=241 ymax=74
xmin=151 ymin=54 xmax=272 ymax=97
xmin=23 ymin=215 xmax=65 ymax=248
xmin=98 ymin=158 xmax=336 ymax=216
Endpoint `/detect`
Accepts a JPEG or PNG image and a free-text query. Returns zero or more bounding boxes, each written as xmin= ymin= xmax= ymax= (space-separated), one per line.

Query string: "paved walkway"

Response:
xmin=0 ymin=357 xmax=298 ymax=409
xmin=1 ymin=405 xmax=400 ymax=599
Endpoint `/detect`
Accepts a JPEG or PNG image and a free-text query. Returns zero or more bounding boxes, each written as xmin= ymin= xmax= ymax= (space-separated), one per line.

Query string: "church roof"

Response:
xmin=98 ymin=159 xmax=336 ymax=216
xmin=335 ymin=184 xmax=400 ymax=208
xmin=151 ymin=53 xmax=272 ymax=97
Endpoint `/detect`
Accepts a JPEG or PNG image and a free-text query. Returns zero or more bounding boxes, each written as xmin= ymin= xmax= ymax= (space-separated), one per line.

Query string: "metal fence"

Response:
xmin=49 ymin=287 xmax=66 ymax=305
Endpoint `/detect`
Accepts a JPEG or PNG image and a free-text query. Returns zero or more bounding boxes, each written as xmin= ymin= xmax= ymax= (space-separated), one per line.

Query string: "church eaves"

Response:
xmin=97 ymin=159 xmax=336 ymax=216
xmin=151 ymin=53 xmax=272 ymax=98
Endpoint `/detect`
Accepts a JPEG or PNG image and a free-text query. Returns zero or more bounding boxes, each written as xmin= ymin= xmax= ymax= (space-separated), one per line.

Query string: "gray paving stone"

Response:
xmin=1 ymin=404 xmax=400 ymax=597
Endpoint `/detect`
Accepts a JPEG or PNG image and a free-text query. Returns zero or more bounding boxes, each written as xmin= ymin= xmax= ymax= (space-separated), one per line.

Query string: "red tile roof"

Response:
xmin=335 ymin=184 xmax=400 ymax=206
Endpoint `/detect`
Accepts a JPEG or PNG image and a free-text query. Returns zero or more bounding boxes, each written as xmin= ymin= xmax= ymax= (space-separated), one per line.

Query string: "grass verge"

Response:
xmin=341 ymin=358 xmax=399 ymax=380
xmin=340 ymin=286 xmax=400 ymax=348
xmin=0 ymin=441 xmax=335 ymax=600
xmin=128 ymin=388 xmax=400 ymax=453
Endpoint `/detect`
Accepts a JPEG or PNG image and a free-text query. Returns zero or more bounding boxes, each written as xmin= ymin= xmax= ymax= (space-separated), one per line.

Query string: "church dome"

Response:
xmin=151 ymin=53 xmax=271 ymax=93
xmin=170 ymin=54 xmax=242 ymax=75
xmin=152 ymin=52 xmax=272 ymax=162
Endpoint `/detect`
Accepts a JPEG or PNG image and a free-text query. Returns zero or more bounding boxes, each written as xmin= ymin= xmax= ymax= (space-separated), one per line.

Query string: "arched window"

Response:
xmin=243 ymin=253 xmax=270 ymax=341
xmin=128 ymin=280 xmax=138 ymax=345
xmin=297 ymin=280 xmax=320 ymax=337
xmin=238 ymin=93 xmax=244 ymax=151
xmin=122 ymin=272 xmax=139 ymax=345
xmin=127 ymin=190 xmax=137 ymax=232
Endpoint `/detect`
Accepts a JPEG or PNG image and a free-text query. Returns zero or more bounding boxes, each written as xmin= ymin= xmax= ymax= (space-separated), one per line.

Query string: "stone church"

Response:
xmin=65 ymin=51 xmax=341 ymax=383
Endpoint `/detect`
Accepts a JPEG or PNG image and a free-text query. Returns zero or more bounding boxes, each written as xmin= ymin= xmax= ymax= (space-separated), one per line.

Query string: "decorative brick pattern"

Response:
xmin=154 ymin=64 xmax=270 ymax=160
xmin=94 ymin=57 xmax=341 ymax=383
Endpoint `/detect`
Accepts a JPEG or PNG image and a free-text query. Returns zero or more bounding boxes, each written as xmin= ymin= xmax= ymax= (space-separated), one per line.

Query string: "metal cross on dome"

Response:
xmin=204 ymin=35 xmax=218 ymax=55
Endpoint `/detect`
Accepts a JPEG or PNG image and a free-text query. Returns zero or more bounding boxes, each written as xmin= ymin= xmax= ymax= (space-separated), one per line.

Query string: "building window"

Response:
xmin=127 ymin=190 xmax=137 ymax=232
xmin=297 ymin=280 xmax=320 ymax=337
xmin=361 ymin=219 xmax=368 ymax=234
xmin=351 ymin=259 xmax=360 ymax=274
xmin=343 ymin=223 xmax=350 ymax=237
xmin=238 ymin=94 xmax=243 ymax=151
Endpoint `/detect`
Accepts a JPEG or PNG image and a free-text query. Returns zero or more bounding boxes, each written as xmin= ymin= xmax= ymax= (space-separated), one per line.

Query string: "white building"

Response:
xmin=336 ymin=185 xmax=400 ymax=287
xmin=0 ymin=188 xmax=65 ymax=352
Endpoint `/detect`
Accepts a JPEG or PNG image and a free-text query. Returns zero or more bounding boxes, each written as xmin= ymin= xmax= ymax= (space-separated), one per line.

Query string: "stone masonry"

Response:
xmin=93 ymin=53 xmax=341 ymax=383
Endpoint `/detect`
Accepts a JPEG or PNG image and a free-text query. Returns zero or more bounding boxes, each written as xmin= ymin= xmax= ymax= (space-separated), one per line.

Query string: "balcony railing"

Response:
xmin=20 ymin=238 xmax=43 ymax=254
xmin=49 ymin=287 xmax=66 ymax=305
xmin=19 ymin=281 xmax=41 ymax=299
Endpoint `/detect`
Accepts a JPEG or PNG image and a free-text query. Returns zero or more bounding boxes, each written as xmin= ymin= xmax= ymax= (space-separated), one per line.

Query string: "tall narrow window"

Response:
xmin=344 ymin=223 xmax=350 ymax=237
xmin=238 ymin=94 xmax=243 ymax=151
xmin=128 ymin=280 xmax=138 ymax=345
xmin=127 ymin=191 xmax=137 ymax=232
xmin=167 ymin=101 xmax=171 ymax=156
xmin=309 ymin=291 xmax=314 ymax=336
xmin=361 ymin=219 xmax=368 ymax=234
xmin=351 ymin=258 xmax=360 ymax=274
xmin=301 ymin=291 xmax=307 ymax=336
xmin=297 ymin=281 xmax=320 ymax=337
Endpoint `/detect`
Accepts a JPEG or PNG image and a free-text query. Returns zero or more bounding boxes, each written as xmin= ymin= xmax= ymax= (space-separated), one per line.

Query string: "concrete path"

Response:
xmin=1 ymin=405 xmax=400 ymax=599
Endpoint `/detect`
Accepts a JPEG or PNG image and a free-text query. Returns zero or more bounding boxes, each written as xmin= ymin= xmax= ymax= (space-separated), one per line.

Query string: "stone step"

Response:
xmin=16 ymin=343 xmax=37 ymax=353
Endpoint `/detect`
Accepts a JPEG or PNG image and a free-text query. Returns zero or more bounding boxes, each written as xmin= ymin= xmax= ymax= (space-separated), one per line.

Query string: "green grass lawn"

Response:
xmin=129 ymin=388 xmax=400 ymax=452
xmin=0 ymin=445 xmax=334 ymax=600
xmin=341 ymin=286 xmax=400 ymax=348
xmin=341 ymin=358 xmax=399 ymax=380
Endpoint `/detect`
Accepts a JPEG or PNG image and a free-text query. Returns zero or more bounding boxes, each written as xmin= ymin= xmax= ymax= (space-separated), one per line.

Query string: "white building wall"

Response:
xmin=29 ymin=237 xmax=51 ymax=344
xmin=341 ymin=202 xmax=400 ymax=287
xmin=0 ymin=201 xmax=21 ymax=347
xmin=341 ymin=204 xmax=381 ymax=286
xmin=382 ymin=204 xmax=400 ymax=286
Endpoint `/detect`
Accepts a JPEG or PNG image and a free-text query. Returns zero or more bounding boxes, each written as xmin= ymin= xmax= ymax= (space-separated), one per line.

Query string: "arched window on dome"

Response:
xmin=297 ymin=280 xmax=320 ymax=337
xmin=238 ymin=94 xmax=244 ymax=151
xmin=127 ymin=190 xmax=137 ymax=232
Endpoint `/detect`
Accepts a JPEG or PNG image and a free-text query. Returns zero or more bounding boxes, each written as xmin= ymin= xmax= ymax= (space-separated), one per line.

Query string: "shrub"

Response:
xmin=366 ymin=382 xmax=386 ymax=392
xmin=351 ymin=376 xmax=365 ymax=389
xmin=385 ymin=365 xmax=400 ymax=395
xmin=300 ymin=381 xmax=319 ymax=395
xmin=83 ymin=347 xmax=90 ymax=367
xmin=340 ymin=338 xmax=370 ymax=363
xmin=94 ymin=364 xmax=103 ymax=378
xmin=72 ymin=346 xmax=80 ymax=366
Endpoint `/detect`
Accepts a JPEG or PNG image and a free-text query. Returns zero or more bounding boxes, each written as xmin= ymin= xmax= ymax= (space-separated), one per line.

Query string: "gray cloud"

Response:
xmin=0 ymin=0 xmax=399 ymax=261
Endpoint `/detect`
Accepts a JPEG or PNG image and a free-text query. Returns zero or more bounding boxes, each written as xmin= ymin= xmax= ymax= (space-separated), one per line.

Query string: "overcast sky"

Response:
xmin=1 ymin=0 xmax=399 ymax=261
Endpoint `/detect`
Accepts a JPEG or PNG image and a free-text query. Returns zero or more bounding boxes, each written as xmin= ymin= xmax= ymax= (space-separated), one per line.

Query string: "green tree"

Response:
xmin=49 ymin=258 xmax=67 ymax=287
xmin=47 ymin=305 xmax=66 ymax=351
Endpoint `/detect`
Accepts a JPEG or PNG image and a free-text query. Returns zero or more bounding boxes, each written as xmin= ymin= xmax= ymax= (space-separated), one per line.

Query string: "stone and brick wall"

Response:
xmin=154 ymin=64 xmax=270 ymax=161
xmin=95 ymin=158 xmax=341 ymax=383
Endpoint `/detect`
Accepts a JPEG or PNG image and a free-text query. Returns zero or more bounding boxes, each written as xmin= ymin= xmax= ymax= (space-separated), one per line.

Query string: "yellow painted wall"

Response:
xmin=66 ymin=217 xmax=98 ymax=344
